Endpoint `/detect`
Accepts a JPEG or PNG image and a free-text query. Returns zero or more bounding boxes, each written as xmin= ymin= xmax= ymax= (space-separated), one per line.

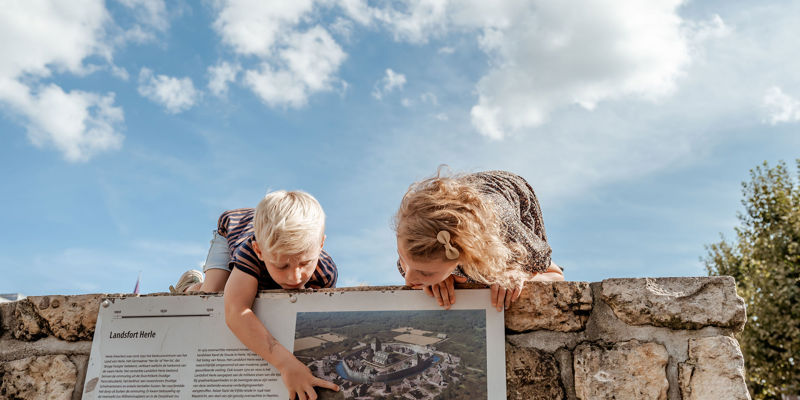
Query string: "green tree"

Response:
xmin=705 ymin=160 xmax=800 ymax=399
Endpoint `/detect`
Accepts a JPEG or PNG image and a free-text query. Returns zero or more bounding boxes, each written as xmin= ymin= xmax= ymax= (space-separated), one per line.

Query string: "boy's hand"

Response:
xmin=423 ymin=274 xmax=468 ymax=310
xmin=490 ymin=279 xmax=525 ymax=312
xmin=277 ymin=354 xmax=338 ymax=400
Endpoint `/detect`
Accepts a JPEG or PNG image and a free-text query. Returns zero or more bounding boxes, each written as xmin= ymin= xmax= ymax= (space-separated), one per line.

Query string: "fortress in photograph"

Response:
xmin=293 ymin=310 xmax=487 ymax=400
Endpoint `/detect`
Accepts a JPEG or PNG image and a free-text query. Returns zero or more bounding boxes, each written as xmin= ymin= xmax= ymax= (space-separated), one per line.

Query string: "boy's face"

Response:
xmin=253 ymin=237 xmax=324 ymax=289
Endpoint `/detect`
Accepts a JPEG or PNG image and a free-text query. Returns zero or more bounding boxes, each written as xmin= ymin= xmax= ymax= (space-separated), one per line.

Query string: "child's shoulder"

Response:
xmin=217 ymin=208 xmax=256 ymax=235
xmin=218 ymin=208 xmax=255 ymax=223
xmin=470 ymin=170 xmax=526 ymax=182
xmin=465 ymin=170 xmax=532 ymax=193
xmin=221 ymin=207 xmax=254 ymax=216
xmin=313 ymin=249 xmax=338 ymax=288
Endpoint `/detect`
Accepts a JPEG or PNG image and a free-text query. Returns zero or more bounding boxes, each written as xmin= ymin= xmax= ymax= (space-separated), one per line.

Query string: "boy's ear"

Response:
xmin=252 ymin=241 xmax=263 ymax=259
xmin=320 ymin=234 xmax=326 ymax=249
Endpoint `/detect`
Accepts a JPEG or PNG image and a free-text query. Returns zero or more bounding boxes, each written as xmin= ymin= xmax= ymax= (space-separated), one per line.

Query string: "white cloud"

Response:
xmin=116 ymin=0 xmax=169 ymax=37
xmin=330 ymin=0 xmax=696 ymax=139
xmin=212 ymin=1 xmax=346 ymax=108
xmin=420 ymin=92 xmax=438 ymax=105
xmin=0 ymin=1 xmax=111 ymax=79
xmin=138 ymin=67 xmax=200 ymax=113
xmin=684 ymin=14 xmax=730 ymax=43
xmin=0 ymin=0 xmax=126 ymax=162
xmin=356 ymin=1 xmax=800 ymax=205
xmin=401 ymin=98 xmax=413 ymax=107
xmin=212 ymin=0 xmax=315 ymax=57
xmin=244 ymin=27 xmax=346 ymax=108
xmin=208 ymin=61 xmax=241 ymax=97
xmin=117 ymin=0 xmax=168 ymax=29
xmin=19 ymin=85 xmax=124 ymax=162
xmin=370 ymin=0 xmax=449 ymax=43
xmin=336 ymin=0 xmax=373 ymax=25
xmin=245 ymin=66 xmax=308 ymax=108
xmin=111 ymin=65 xmax=130 ymax=80
xmin=329 ymin=16 xmax=355 ymax=40
xmin=372 ymin=68 xmax=407 ymax=99
xmin=763 ymin=86 xmax=800 ymax=125
xmin=438 ymin=46 xmax=455 ymax=54
xmin=466 ymin=0 xmax=691 ymax=139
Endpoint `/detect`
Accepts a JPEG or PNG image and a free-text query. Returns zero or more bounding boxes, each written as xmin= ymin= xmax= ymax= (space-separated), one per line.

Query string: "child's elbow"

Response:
xmin=223 ymin=299 xmax=242 ymax=330
xmin=224 ymin=309 xmax=235 ymax=330
xmin=548 ymin=262 xmax=564 ymax=279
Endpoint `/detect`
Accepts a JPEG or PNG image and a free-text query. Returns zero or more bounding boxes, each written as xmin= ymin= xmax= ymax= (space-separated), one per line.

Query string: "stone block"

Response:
xmin=0 ymin=301 xmax=9 ymax=336
xmin=6 ymin=300 xmax=50 ymax=341
xmin=505 ymin=343 xmax=565 ymax=400
xmin=505 ymin=281 xmax=592 ymax=332
xmin=27 ymin=294 xmax=104 ymax=341
xmin=573 ymin=340 xmax=668 ymax=400
xmin=1 ymin=355 xmax=77 ymax=400
xmin=679 ymin=336 xmax=750 ymax=400
xmin=600 ymin=277 xmax=746 ymax=330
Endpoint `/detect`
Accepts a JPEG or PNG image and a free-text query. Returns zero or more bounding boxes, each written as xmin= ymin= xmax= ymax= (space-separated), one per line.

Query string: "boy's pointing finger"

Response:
xmin=313 ymin=378 xmax=339 ymax=392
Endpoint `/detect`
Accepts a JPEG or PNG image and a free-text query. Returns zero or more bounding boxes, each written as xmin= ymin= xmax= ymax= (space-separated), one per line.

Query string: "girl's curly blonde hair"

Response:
xmin=393 ymin=170 xmax=531 ymax=288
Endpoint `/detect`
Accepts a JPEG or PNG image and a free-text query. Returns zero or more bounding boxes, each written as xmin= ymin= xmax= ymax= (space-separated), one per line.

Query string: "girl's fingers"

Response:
xmin=490 ymin=284 xmax=499 ymax=309
xmin=423 ymin=285 xmax=434 ymax=297
xmin=432 ymin=283 xmax=444 ymax=306
xmin=438 ymin=282 xmax=450 ymax=308
xmin=446 ymin=277 xmax=456 ymax=305
xmin=437 ymin=283 xmax=451 ymax=308
xmin=495 ymin=287 xmax=506 ymax=312
xmin=511 ymin=286 xmax=523 ymax=303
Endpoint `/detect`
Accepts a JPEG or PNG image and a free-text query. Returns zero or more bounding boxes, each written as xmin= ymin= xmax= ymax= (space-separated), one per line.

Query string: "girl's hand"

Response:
xmin=490 ymin=280 xmax=525 ymax=312
xmin=424 ymin=274 xmax=468 ymax=310
xmin=277 ymin=354 xmax=338 ymax=400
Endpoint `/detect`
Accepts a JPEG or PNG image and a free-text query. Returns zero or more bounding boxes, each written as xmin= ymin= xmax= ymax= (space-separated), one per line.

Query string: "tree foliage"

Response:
xmin=705 ymin=160 xmax=800 ymax=399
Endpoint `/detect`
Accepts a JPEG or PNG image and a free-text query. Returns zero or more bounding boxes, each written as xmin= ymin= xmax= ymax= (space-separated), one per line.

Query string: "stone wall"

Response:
xmin=0 ymin=277 xmax=750 ymax=399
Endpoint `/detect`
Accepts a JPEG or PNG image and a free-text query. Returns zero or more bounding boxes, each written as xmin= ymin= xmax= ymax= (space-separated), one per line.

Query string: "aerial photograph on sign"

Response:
xmin=293 ymin=310 xmax=487 ymax=399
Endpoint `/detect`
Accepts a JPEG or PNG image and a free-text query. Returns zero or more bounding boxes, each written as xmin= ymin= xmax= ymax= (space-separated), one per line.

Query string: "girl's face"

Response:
xmin=397 ymin=240 xmax=460 ymax=288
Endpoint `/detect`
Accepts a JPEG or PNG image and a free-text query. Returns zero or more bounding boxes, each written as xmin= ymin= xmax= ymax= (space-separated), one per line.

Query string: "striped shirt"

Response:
xmin=217 ymin=208 xmax=337 ymax=291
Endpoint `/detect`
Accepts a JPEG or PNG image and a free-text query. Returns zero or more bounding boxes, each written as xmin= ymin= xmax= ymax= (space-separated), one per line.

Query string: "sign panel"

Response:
xmin=83 ymin=289 xmax=506 ymax=399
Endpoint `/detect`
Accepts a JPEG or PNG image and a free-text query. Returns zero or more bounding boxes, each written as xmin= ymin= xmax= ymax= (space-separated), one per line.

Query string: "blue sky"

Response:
xmin=1 ymin=0 xmax=798 ymax=296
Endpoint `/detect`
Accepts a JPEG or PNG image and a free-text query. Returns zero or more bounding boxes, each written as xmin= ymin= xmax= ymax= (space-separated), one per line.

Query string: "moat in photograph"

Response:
xmin=293 ymin=310 xmax=488 ymax=399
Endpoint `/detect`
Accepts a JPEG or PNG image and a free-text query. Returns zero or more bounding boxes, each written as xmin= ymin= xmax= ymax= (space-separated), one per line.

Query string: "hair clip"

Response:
xmin=437 ymin=230 xmax=460 ymax=260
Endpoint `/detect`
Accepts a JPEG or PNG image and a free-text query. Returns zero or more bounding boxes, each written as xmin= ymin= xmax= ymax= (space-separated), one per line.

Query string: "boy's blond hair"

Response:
xmin=254 ymin=190 xmax=325 ymax=260
xmin=393 ymin=172 xmax=530 ymax=288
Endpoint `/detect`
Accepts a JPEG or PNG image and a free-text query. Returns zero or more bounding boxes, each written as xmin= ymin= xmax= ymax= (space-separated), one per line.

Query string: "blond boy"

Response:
xmin=175 ymin=191 xmax=339 ymax=398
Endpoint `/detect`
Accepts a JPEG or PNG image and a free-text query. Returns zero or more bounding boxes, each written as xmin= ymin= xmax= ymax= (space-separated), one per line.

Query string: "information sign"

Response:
xmin=83 ymin=289 xmax=506 ymax=399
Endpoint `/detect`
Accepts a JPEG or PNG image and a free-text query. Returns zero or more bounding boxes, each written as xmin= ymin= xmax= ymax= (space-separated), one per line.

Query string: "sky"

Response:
xmin=1 ymin=0 xmax=799 ymax=296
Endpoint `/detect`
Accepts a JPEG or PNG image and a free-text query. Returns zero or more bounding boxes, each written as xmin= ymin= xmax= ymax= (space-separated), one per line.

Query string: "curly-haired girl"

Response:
xmin=394 ymin=169 xmax=564 ymax=311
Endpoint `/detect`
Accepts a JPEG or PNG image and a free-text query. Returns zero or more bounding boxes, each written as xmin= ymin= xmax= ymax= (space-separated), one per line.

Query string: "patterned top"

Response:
xmin=217 ymin=208 xmax=337 ymax=291
xmin=465 ymin=170 xmax=552 ymax=274
xmin=397 ymin=170 xmax=552 ymax=281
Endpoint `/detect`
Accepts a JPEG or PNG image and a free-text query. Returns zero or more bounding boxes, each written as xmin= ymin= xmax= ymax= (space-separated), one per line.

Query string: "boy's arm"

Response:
xmin=223 ymin=268 xmax=338 ymax=399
